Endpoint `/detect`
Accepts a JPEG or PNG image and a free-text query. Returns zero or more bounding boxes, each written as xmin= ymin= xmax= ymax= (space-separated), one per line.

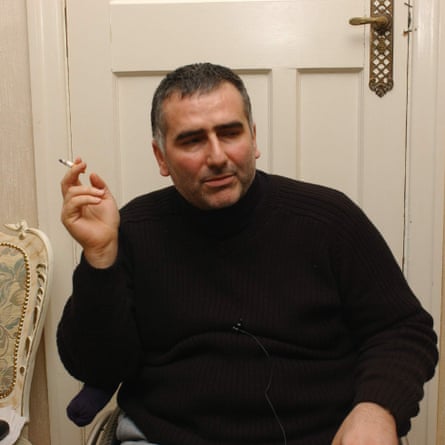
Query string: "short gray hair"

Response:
xmin=151 ymin=63 xmax=254 ymax=151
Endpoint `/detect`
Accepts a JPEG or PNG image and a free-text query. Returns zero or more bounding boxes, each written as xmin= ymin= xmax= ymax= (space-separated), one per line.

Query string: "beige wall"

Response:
xmin=438 ymin=226 xmax=445 ymax=442
xmin=0 ymin=1 xmax=51 ymax=444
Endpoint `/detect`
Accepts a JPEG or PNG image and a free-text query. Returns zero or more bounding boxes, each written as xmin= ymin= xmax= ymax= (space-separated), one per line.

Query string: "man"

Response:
xmin=58 ymin=63 xmax=438 ymax=445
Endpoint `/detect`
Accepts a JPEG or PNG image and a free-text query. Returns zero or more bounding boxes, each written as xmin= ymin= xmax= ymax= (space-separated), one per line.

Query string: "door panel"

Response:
xmin=110 ymin=1 xmax=361 ymax=70
xmin=297 ymin=69 xmax=362 ymax=200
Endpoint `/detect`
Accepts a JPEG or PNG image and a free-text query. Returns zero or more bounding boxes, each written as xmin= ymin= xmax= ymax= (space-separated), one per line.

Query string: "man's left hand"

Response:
xmin=331 ymin=402 xmax=399 ymax=445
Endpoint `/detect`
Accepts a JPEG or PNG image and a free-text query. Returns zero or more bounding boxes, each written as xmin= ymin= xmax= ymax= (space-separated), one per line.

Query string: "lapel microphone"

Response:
xmin=231 ymin=319 xmax=288 ymax=445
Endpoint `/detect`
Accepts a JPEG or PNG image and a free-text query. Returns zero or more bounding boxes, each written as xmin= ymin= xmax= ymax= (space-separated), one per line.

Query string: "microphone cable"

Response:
xmin=232 ymin=321 xmax=288 ymax=445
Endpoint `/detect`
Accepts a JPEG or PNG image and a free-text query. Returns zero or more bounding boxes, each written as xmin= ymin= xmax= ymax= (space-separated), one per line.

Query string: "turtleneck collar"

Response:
xmin=175 ymin=171 xmax=267 ymax=239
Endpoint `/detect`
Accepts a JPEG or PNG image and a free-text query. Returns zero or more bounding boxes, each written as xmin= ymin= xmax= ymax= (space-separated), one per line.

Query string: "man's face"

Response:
xmin=152 ymin=82 xmax=260 ymax=210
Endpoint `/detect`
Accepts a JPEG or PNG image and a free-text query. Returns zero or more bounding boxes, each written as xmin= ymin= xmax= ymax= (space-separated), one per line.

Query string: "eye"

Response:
xmin=178 ymin=134 xmax=206 ymax=147
xmin=219 ymin=128 xmax=242 ymax=139
xmin=182 ymin=137 xmax=201 ymax=145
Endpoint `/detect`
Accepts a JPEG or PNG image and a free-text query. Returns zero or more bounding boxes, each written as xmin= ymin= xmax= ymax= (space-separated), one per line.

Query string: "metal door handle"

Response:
xmin=349 ymin=0 xmax=394 ymax=97
xmin=349 ymin=15 xmax=391 ymax=33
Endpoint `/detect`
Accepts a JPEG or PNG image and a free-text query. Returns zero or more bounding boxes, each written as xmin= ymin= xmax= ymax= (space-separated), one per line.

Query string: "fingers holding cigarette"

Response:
xmin=59 ymin=157 xmax=110 ymax=203
xmin=60 ymin=158 xmax=85 ymax=193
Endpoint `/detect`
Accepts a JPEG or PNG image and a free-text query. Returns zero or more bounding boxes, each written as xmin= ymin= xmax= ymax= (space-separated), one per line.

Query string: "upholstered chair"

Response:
xmin=0 ymin=221 xmax=52 ymax=444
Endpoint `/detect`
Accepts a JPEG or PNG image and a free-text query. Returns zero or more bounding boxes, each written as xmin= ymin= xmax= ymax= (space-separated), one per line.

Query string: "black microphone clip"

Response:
xmin=232 ymin=318 xmax=244 ymax=332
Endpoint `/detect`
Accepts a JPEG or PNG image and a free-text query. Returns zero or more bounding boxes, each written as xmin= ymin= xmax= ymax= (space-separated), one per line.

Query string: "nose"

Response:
xmin=206 ymin=135 xmax=227 ymax=167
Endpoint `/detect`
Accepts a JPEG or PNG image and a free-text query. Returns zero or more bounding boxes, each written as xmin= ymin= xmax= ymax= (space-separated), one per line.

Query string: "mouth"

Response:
xmin=202 ymin=173 xmax=235 ymax=188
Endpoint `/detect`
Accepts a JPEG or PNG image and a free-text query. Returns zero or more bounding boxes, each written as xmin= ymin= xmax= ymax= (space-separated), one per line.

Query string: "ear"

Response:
xmin=252 ymin=124 xmax=260 ymax=159
xmin=152 ymin=140 xmax=170 ymax=177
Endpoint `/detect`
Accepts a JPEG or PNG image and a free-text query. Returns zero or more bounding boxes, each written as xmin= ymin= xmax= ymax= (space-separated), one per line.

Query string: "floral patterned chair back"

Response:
xmin=0 ymin=221 xmax=52 ymax=440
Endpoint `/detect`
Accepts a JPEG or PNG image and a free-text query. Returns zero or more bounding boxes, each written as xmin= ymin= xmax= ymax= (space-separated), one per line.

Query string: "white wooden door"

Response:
xmin=65 ymin=0 xmax=410 ymax=260
xmin=35 ymin=1 xmax=435 ymax=444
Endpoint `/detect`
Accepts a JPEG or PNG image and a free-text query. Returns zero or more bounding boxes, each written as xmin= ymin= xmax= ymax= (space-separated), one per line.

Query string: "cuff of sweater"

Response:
xmin=72 ymin=254 xmax=127 ymax=311
xmin=353 ymin=384 xmax=416 ymax=436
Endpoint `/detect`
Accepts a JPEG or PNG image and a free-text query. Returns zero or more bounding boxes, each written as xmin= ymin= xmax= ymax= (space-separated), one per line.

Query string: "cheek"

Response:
xmin=169 ymin=153 xmax=204 ymax=178
xmin=230 ymin=143 xmax=258 ymax=165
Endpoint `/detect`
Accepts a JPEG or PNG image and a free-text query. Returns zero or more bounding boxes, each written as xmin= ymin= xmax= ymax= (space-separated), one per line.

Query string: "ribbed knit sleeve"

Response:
xmin=57 ymin=246 xmax=142 ymax=388
xmin=269 ymin=175 xmax=437 ymax=436
xmin=314 ymin=187 xmax=437 ymax=435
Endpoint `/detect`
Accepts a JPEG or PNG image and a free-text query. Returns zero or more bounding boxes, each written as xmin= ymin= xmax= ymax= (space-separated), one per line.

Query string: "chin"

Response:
xmin=205 ymin=194 xmax=241 ymax=210
xmin=190 ymin=185 xmax=245 ymax=210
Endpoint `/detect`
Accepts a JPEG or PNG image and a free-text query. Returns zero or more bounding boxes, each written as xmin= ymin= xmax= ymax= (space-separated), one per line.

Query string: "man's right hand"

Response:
xmin=61 ymin=158 xmax=120 ymax=269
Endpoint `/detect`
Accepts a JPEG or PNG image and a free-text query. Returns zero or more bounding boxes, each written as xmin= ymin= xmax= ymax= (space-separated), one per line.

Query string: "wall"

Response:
xmin=0 ymin=1 xmax=51 ymax=444
xmin=433 ymin=0 xmax=445 ymax=440
xmin=439 ymin=250 xmax=445 ymax=443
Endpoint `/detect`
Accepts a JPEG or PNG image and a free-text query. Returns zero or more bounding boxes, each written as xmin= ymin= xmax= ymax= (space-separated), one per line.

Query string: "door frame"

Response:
xmin=406 ymin=0 xmax=445 ymax=441
xmin=25 ymin=0 xmax=444 ymax=443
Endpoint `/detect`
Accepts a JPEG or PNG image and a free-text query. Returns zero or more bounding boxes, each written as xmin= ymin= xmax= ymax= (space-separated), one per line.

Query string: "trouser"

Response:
xmin=116 ymin=413 xmax=157 ymax=445
xmin=116 ymin=412 xmax=406 ymax=445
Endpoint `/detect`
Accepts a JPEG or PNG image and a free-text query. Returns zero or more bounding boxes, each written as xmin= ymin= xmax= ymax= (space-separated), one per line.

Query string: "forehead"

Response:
xmin=161 ymin=82 xmax=246 ymax=132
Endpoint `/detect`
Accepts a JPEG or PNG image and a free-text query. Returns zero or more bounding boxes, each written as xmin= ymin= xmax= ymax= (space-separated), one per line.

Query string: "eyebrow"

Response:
xmin=217 ymin=121 xmax=244 ymax=132
xmin=174 ymin=121 xmax=244 ymax=143
xmin=175 ymin=129 xmax=206 ymax=144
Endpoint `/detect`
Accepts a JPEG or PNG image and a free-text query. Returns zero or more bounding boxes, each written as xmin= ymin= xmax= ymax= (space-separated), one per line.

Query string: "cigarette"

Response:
xmin=58 ymin=158 xmax=74 ymax=168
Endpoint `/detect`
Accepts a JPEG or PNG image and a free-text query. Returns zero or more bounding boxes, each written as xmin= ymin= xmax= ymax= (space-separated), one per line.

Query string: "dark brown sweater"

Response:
xmin=57 ymin=171 xmax=437 ymax=445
